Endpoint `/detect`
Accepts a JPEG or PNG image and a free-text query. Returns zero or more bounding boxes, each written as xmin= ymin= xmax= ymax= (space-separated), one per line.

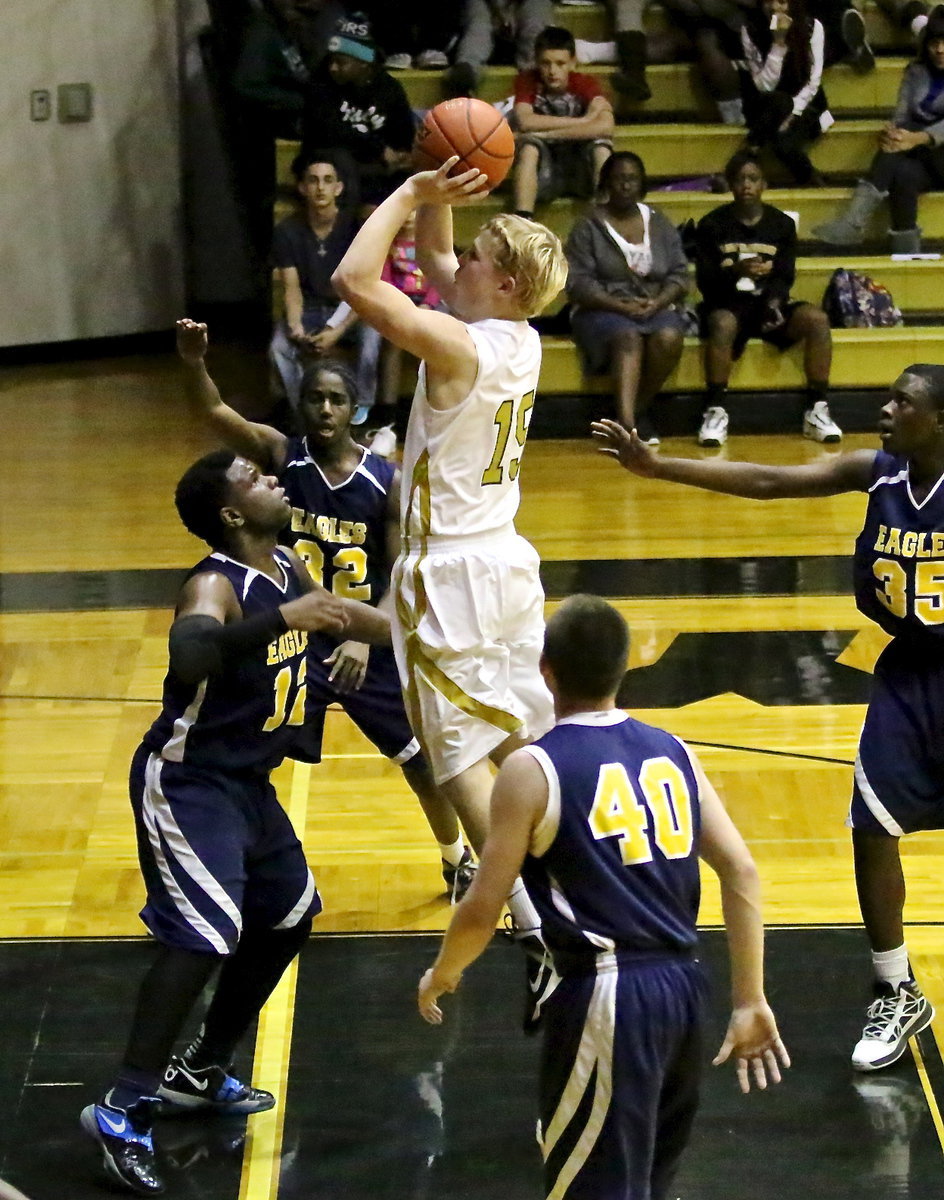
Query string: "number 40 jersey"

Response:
xmin=854 ymin=450 xmax=944 ymax=641
xmin=519 ymin=710 xmax=704 ymax=964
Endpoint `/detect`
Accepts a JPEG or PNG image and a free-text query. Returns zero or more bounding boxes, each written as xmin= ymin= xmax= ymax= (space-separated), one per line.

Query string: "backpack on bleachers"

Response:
xmin=822 ymin=268 xmax=902 ymax=329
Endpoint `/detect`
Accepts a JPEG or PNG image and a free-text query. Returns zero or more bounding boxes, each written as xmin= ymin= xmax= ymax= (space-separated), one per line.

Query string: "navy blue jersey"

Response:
xmin=854 ymin=451 xmax=944 ymax=640
xmin=280 ymin=438 xmax=394 ymax=607
xmin=520 ymin=711 xmax=702 ymax=961
xmin=143 ymin=549 xmax=309 ymax=774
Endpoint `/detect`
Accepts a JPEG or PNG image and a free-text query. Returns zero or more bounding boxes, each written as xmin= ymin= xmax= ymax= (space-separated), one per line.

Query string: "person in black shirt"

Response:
xmin=271 ymin=151 xmax=381 ymax=422
xmin=695 ymin=150 xmax=838 ymax=447
xmin=301 ymin=11 xmax=416 ymax=210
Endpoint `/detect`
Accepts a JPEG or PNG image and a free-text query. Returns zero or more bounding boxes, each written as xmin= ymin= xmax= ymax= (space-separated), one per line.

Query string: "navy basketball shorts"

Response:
xmin=301 ymin=643 xmax=423 ymax=766
xmin=539 ymin=955 xmax=707 ymax=1200
xmin=129 ymin=743 xmax=321 ymax=955
xmin=850 ymin=638 xmax=944 ymax=837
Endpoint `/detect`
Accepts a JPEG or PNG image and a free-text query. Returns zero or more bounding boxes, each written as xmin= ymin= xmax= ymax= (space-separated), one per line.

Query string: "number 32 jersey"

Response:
xmin=854 ymin=451 xmax=944 ymax=641
xmin=143 ymin=550 xmax=308 ymax=774
xmin=519 ymin=711 xmax=703 ymax=962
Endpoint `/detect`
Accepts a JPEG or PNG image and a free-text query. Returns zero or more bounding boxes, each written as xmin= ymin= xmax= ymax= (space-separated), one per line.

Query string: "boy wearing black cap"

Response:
xmin=301 ymin=11 xmax=416 ymax=209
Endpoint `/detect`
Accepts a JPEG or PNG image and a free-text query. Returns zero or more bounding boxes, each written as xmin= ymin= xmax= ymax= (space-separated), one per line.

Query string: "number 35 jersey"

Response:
xmin=143 ymin=550 xmax=308 ymax=774
xmin=280 ymin=440 xmax=394 ymax=607
xmin=854 ymin=450 xmax=944 ymax=641
xmin=519 ymin=711 xmax=703 ymax=962
xmin=400 ymin=318 xmax=541 ymax=541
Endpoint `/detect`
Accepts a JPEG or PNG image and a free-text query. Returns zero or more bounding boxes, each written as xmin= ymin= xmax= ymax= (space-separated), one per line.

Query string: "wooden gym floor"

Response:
xmin=1 ymin=349 xmax=942 ymax=1197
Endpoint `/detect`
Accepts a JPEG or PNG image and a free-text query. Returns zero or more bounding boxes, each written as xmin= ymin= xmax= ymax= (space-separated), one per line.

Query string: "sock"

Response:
xmin=575 ymin=38 xmax=616 ymax=64
xmin=912 ymin=14 xmax=929 ymax=37
xmin=188 ymin=919 xmax=312 ymax=1069
xmin=507 ymin=879 xmax=541 ymax=934
xmin=806 ymin=382 xmax=829 ymax=407
xmin=872 ymin=945 xmax=910 ymax=989
xmin=705 ymin=384 xmax=727 ymax=409
xmin=717 ymin=97 xmax=744 ymax=126
xmin=438 ymin=836 xmax=466 ymax=867
xmin=105 ymin=1068 xmax=162 ymax=1111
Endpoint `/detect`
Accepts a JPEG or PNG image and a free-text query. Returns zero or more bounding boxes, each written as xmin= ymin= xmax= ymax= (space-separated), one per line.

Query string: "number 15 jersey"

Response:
xmin=520 ymin=710 xmax=703 ymax=963
xmin=854 ymin=450 xmax=944 ymax=642
xmin=400 ymin=318 xmax=541 ymax=542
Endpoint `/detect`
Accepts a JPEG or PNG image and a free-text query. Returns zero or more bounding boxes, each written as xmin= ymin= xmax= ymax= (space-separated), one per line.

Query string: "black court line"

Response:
xmin=0 ymin=555 xmax=855 ymax=613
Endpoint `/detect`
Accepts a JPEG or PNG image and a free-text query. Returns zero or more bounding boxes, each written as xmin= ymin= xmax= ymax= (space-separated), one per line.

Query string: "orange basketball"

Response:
xmin=413 ymin=98 xmax=515 ymax=190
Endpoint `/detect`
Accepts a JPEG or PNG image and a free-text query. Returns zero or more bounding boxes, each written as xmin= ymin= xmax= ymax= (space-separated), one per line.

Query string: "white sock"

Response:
xmin=717 ymin=97 xmax=744 ymax=126
xmin=872 ymin=945 xmax=910 ymax=989
xmin=507 ymin=879 xmax=541 ymax=934
xmin=912 ymin=13 xmax=929 ymax=37
xmin=438 ymin=836 xmax=465 ymax=867
xmin=575 ymin=38 xmax=617 ymax=64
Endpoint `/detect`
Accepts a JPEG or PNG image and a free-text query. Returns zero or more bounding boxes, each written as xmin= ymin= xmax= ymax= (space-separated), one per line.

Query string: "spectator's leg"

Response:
xmin=884 ymin=150 xmax=933 ymax=234
xmin=514 ymin=0 xmax=555 ymax=69
xmin=354 ymin=322 xmax=383 ymax=422
xmin=785 ymin=303 xmax=832 ymax=394
xmin=704 ymin=308 xmax=737 ymax=391
xmin=610 ymin=327 xmax=645 ymax=428
xmin=269 ymin=321 xmax=303 ymax=411
xmin=637 ymin=326 xmax=684 ymax=413
xmin=608 ymin=0 xmax=651 ymax=100
xmin=694 ymin=26 xmax=743 ymax=121
xmin=511 ymin=140 xmax=542 ymax=216
xmin=378 ymin=339 xmax=404 ymax=411
xmin=770 ymin=109 xmax=822 ymax=186
xmin=444 ymin=0 xmax=494 ymax=95
xmin=590 ymin=142 xmax=613 ymax=191
xmin=877 ymin=0 xmax=929 ymax=37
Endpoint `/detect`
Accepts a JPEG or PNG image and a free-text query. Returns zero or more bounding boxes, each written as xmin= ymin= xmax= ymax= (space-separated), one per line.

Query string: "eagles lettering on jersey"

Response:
xmin=279 ymin=438 xmax=393 ymax=607
xmin=854 ymin=451 xmax=944 ymax=640
xmin=144 ymin=549 xmax=308 ymax=773
xmin=520 ymin=711 xmax=702 ymax=964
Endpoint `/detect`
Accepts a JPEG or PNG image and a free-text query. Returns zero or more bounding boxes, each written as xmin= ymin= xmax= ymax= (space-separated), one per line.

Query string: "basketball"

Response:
xmin=413 ymin=98 xmax=516 ymax=190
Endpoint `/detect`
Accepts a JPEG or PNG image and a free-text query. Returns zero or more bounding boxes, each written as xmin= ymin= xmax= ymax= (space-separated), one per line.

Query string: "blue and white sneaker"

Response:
xmin=158 ymin=1056 xmax=276 ymax=1114
xmin=80 ymin=1096 xmax=164 ymax=1195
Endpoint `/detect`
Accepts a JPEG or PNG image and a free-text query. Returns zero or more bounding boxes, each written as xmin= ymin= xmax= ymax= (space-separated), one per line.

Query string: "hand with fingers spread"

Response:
xmin=324 ymin=640 xmax=369 ymax=692
xmin=408 ymin=158 xmax=493 ymax=207
xmin=591 ymin=419 xmax=662 ymax=477
xmin=176 ymin=318 xmax=209 ymax=364
xmin=713 ymin=1001 xmax=791 ymax=1093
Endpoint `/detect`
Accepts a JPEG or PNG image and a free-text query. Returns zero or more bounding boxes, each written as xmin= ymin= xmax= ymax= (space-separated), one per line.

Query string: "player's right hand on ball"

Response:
xmin=409 ymin=158 xmax=491 ymax=205
xmin=176 ymin=318 xmax=209 ymax=363
xmin=280 ymin=589 xmax=348 ymax=635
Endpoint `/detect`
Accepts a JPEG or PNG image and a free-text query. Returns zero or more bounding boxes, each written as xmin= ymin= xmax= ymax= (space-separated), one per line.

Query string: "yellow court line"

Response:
xmin=238 ymin=762 xmax=311 ymax=1200
xmin=910 ymin=1033 xmax=944 ymax=1155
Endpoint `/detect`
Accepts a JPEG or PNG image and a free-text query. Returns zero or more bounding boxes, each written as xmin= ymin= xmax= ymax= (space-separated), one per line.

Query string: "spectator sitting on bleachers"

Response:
xmin=657 ymin=0 xmax=749 ymax=125
xmin=877 ymin=0 xmax=930 ymax=40
xmin=443 ymin=0 xmax=554 ymax=99
xmin=360 ymin=1 xmax=462 ymax=70
xmin=695 ymin=149 xmax=839 ymax=448
xmin=565 ymin=152 xmax=688 ymax=446
xmin=739 ymin=0 xmax=833 ymax=185
xmin=813 ymin=4 xmax=944 ymax=253
xmin=510 ymin=25 xmax=614 ymax=218
xmin=812 ymin=0 xmax=875 ymax=72
xmin=300 ymin=11 xmax=415 ymax=210
xmin=232 ymin=0 xmax=346 ymax=138
xmin=270 ymin=151 xmax=380 ymax=422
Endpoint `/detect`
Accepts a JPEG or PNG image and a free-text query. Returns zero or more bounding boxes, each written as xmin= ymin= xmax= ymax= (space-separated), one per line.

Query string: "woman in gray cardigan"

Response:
xmin=814 ymin=5 xmax=944 ymax=252
xmin=565 ymin=152 xmax=688 ymax=445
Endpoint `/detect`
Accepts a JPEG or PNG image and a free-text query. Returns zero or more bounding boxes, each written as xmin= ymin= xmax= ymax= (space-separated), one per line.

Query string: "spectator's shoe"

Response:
xmin=158 ymin=1058 xmax=276 ymax=1115
xmin=698 ymin=406 xmax=729 ymax=447
xmin=613 ymin=32 xmax=651 ymax=101
xmin=443 ymin=61 xmax=477 ymax=99
xmin=851 ymin=979 xmax=935 ymax=1072
xmin=368 ymin=424 xmax=398 ymax=459
xmin=803 ymin=400 xmax=842 ymax=443
xmin=385 ymin=53 xmax=412 ymax=70
xmin=80 ymin=1096 xmax=164 ymax=1195
xmin=416 ymin=49 xmax=449 ymax=69
xmin=442 ymin=847 xmax=476 ymax=904
xmin=842 ymin=8 xmax=875 ymax=73
xmin=634 ymin=414 xmax=660 ymax=446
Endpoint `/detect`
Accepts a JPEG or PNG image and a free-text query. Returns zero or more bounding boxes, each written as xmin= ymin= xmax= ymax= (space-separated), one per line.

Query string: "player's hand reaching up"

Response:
xmin=280 ymin=589 xmax=348 ymax=636
xmin=176 ymin=318 xmax=209 ymax=364
xmin=591 ymin=419 xmax=661 ymax=477
xmin=408 ymin=158 xmax=492 ymax=207
xmin=713 ymin=1001 xmax=791 ymax=1093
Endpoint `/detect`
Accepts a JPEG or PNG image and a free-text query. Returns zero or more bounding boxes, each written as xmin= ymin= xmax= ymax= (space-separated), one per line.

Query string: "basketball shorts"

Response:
xmin=539 ymin=954 xmax=707 ymax=1200
xmin=129 ymin=744 xmax=321 ymax=955
xmin=849 ymin=638 xmax=944 ymax=837
xmin=289 ymin=641 xmax=423 ymax=767
xmin=391 ymin=530 xmax=554 ymax=785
